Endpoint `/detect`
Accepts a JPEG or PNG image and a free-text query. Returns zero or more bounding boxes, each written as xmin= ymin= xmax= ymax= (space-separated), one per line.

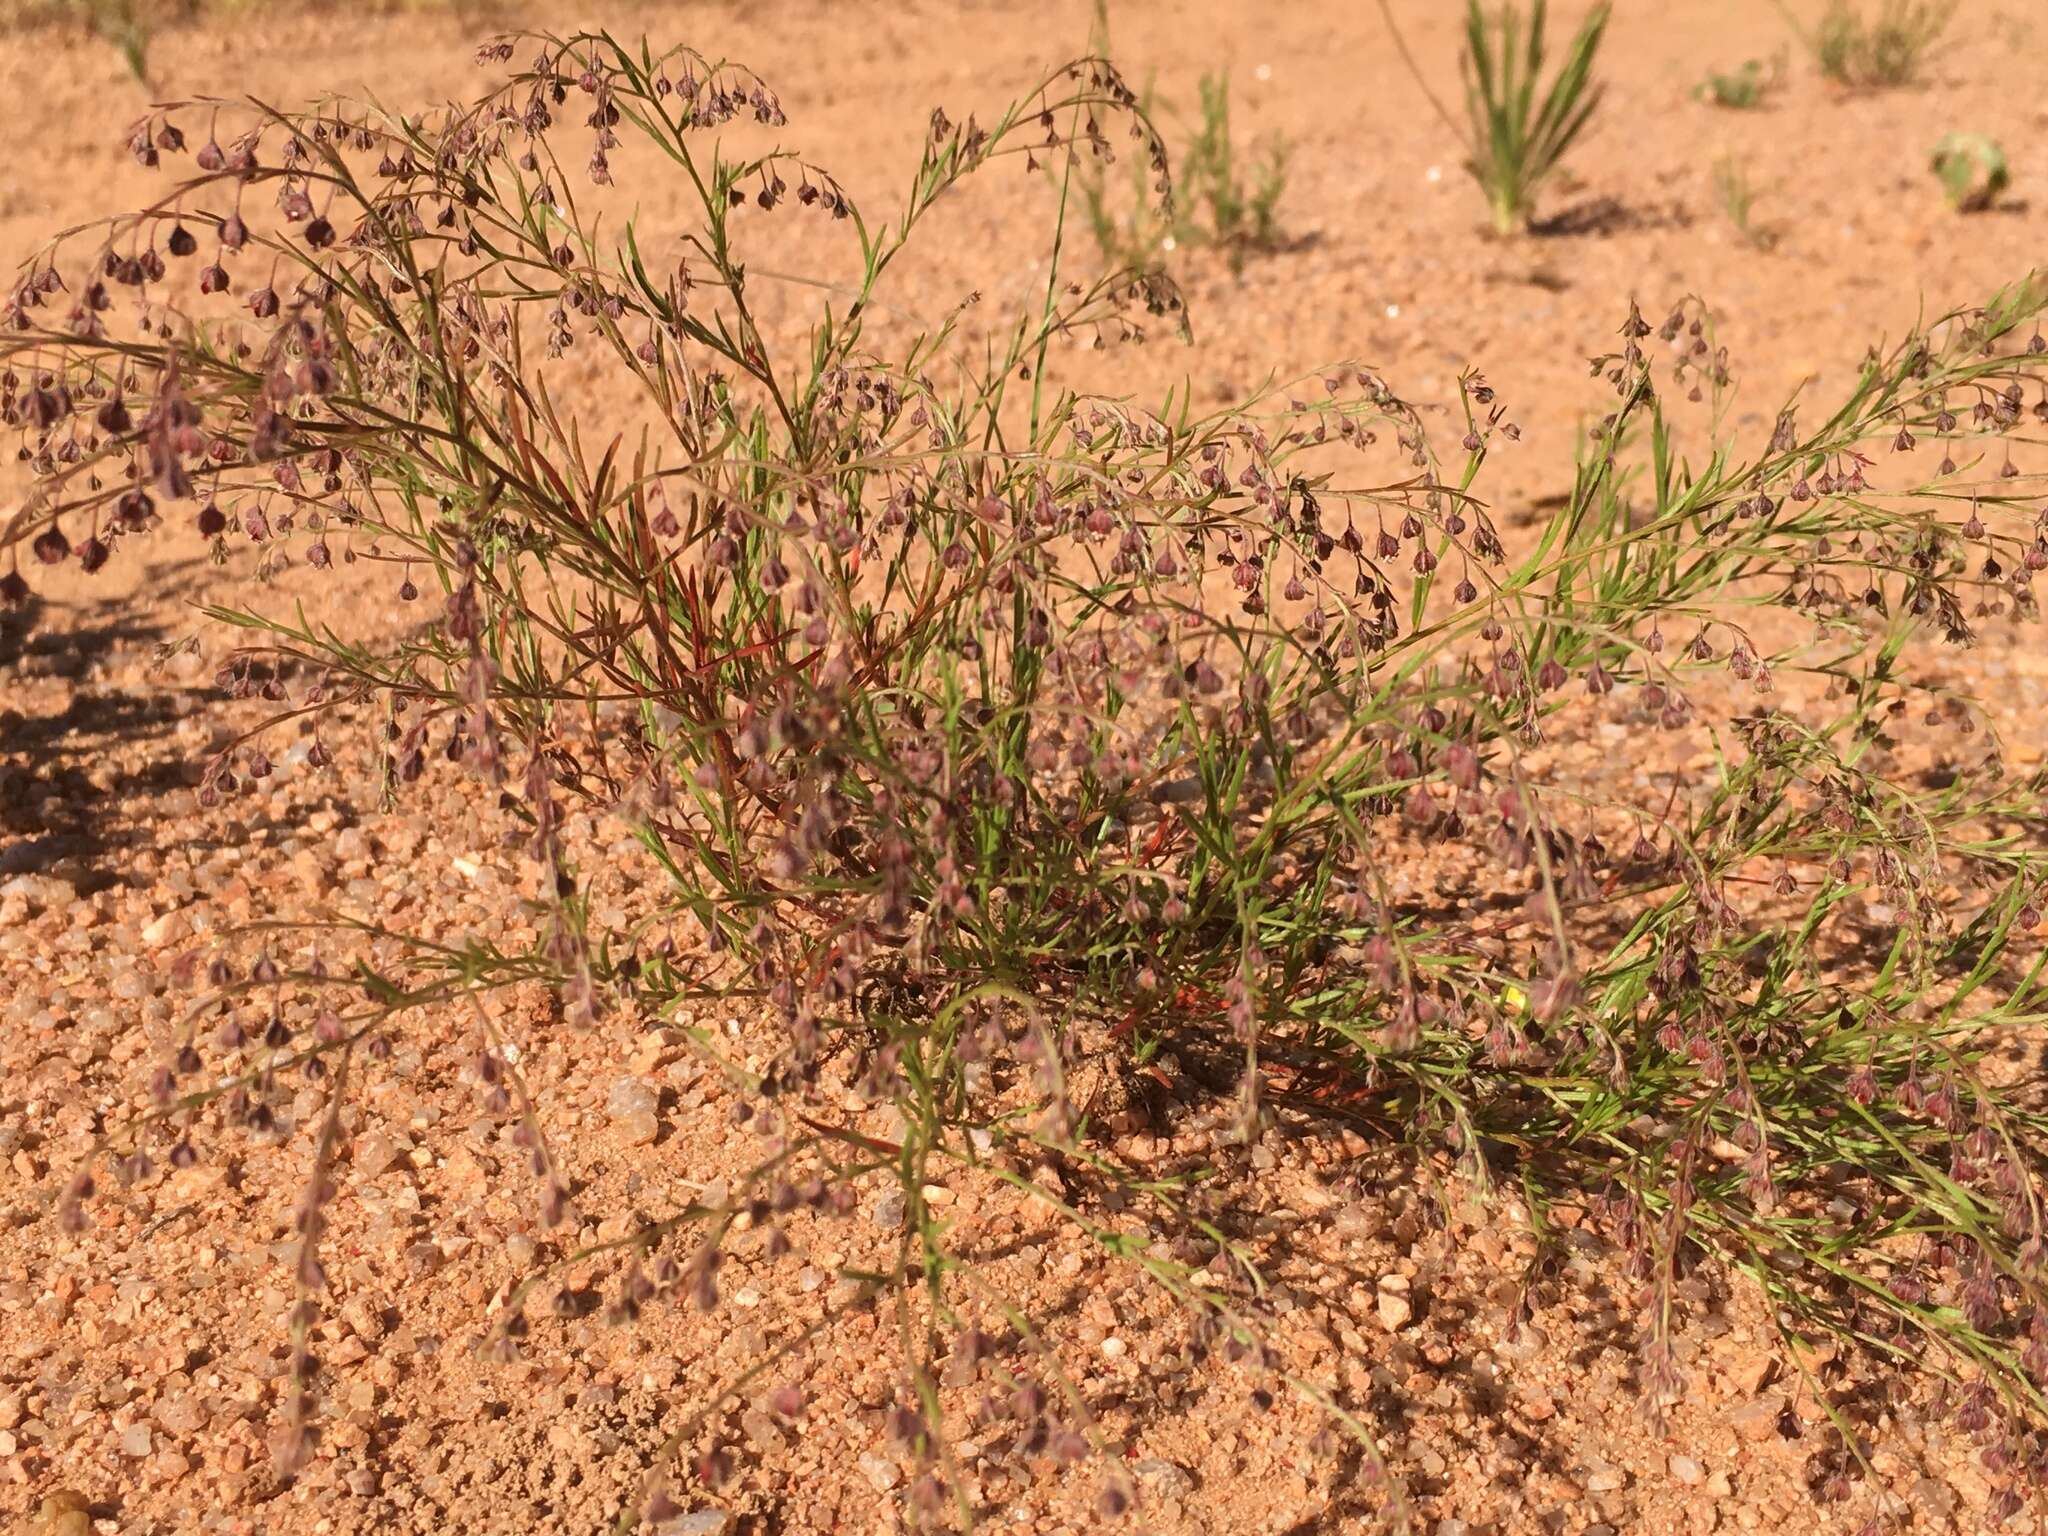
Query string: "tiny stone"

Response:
xmin=607 ymin=1076 xmax=660 ymax=1121
xmin=1909 ymin=1477 xmax=1956 ymax=1521
xmin=140 ymin=909 xmax=191 ymax=946
xmin=1728 ymin=1351 xmax=1776 ymax=1394
xmin=1668 ymin=1454 xmax=1704 ymax=1487
xmin=355 ymin=1133 xmax=405 ymax=1178
xmin=655 ymin=1513 xmax=732 ymax=1536
xmin=869 ymin=1188 xmax=906 ymax=1229
xmin=1334 ymin=1203 xmax=1381 ymax=1239
xmin=1728 ymin=1398 xmax=1778 ymax=1442
xmin=859 ymin=1453 xmax=903 ymax=1492
xmin=342 ymin=1295 xmax=389 ymax=1339
xmin=1133 ymin=1458 xmax=1195 ymax=1497
xmin=35 ymin=1489 xmax=91 ymax=1536
xmin=1376 ymin=1281 xmax=1415 ymax=1332
xmin=120 ymin=1421 xmax=153 ymax=1457
xmin=617 ymin=1109 xmax=660 ymax=1147
xmin=155 ymin=1393 xmax=206 ymax=1437
xmin=741 ymin=1409 xmax=785 ymax=1452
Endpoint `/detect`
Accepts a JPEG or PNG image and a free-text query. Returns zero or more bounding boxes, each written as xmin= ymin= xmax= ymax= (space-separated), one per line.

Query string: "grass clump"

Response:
xmin=1932 ymin=131 xmax=2010 ymax=211
xmin=84 ymin=0 xmax=153 ymax=82
xmin=1696 ymin=55 xmax=1781 ymax=108
xmin=1711 ymin=153 xmax=1777 ymax=247
xmin=1458 ymin=0 xmax=1611 ymax=234
xmin=1381 ymin=0 xmax=1610 ymax=236
xmin=1803 ymin=0 xmax=1952 ymax=87
xmin=1178 ymin=73 xmax=1290 ymax=262
xmin=1080 ymin=64 xmax=1289 ymax=272
xmin=7 ymin=26 xmax=2048 ymax=1530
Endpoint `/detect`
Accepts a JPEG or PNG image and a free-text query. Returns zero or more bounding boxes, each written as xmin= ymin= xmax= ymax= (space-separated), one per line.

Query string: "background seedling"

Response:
xmin=1712 ymin=153 xmax=1777 ymax=245
xmin=1931 ymin=131 xmax=2009 ymax=210
xmin=1082 ymin=4 xmax=1289 ymax=272
xmin=1696 ymin=54 xmax=1783 ymax=108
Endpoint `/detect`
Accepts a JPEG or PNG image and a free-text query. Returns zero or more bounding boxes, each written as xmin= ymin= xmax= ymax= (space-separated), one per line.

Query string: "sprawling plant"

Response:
xmin=1806 ymin=0 xmax=1952 ymax=88
xmin=6 ymin=27 xmax=2048 ymax=1527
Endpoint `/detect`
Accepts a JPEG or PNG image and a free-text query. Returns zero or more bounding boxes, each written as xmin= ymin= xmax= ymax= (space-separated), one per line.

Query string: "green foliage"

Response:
xmin=1808 ymin=0 xmax=1951 ymax=87
xmin=1080 ymin=66 xmax=1289 ymax=273
xmin=1711 ymin=154 xmax=1776 ymax=247
xmin=1931 ymin=131 xmax=2010 ymax=211
xmin=86 ymin=0 xmax=152 ymax=82
xmin=1183 ymin=74 xmax=1290 ymax=261
xmin=1458 ymin=0 xmax=1610 ymax=234
xmin=1696 ymin=54 xmax=1781 ymax=108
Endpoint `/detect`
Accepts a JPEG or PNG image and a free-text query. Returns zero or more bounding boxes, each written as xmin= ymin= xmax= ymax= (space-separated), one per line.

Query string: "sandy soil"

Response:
xmin=3 ymin=2 xmax=2048 ymax=1533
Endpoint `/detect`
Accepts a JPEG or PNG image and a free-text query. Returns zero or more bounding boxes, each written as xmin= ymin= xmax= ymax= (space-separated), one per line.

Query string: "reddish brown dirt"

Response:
xmin=3 ymin=3 xmax=2048 ymax=1534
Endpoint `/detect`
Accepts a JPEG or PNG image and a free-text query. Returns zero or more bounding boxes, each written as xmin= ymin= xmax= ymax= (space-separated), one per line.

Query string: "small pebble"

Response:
xmin=34 ymin=1490 xmax=91 ymax=1536
xmin=607 ymin=1076 xmax=659 ymax=1120
xmin=868 ymin=1188 xmax=906 ymax=1229
xmin=1376 ymin=1276 xmax=1415 ymax=1332
xmin=655 ymin=1512 xmax=732 ymax=1536
xmin=1133 ymin=1459 xmax=1195 ymax=1497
